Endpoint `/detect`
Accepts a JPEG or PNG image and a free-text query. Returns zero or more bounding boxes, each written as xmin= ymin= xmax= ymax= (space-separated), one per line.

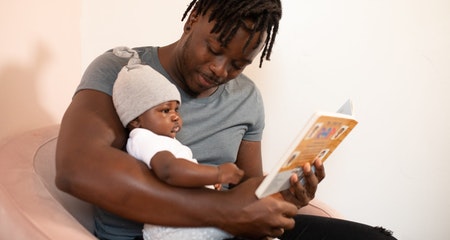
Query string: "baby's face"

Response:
xmin=135 ymin=100 xmax=182 ymax=138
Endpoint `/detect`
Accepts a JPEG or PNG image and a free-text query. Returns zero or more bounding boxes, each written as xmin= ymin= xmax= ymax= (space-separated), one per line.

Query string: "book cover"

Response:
xmin=255 ymin=99 xmax=358 ymax=199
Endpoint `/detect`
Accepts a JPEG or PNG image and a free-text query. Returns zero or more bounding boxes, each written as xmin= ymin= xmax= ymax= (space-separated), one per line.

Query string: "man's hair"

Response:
xmin=182 ymin=0 xmax=282 ymax=67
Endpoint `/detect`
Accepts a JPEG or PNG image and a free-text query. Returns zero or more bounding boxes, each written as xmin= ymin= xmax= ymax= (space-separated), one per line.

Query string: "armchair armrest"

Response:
xmin=0 ymin=125 xmax=95 ymax=240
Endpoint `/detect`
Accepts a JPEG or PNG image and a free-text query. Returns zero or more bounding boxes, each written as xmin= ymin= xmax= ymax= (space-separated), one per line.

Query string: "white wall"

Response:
xmin=80 ymin=0 xmax=186 ymax=71
xmin=0 ymin=0 xmax=81 ymax=140
xmin=254 ymin=1 xmax=450 ymax=239
xmin=252 ymin=1 xmax=450 ymax=239
xmin=2 ymin=1 xmax=449 ymax=239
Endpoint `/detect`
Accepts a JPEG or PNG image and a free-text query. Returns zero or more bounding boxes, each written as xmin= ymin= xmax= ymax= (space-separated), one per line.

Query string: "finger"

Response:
xmin=280 ymin=168 xmax=318 ymax=208
xmin=280 ymin=177 xmax=309 ymax=208
xmin=258 ymin=196 xmax=296 ymax=238
xmin=269 ymin=227 xmax=286 ymax=238
xmin=301 ymin=163 xmax=316 ymax=184
xmin=272 ymin=207 xmax=296 ymax=236
xmin=278 ymin=198 xmax=300 ymax=218
xmin=303 ymin=164 xmax=319 ymax=200
xmin=313 ymin=159 xmax=326 ymax=182
xmin=280 ymin=188 xmax=305 ymax=208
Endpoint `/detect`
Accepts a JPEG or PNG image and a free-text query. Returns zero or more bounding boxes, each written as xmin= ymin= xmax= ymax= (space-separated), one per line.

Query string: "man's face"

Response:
xmin=176 ymin=14 xmax=266 ymax=97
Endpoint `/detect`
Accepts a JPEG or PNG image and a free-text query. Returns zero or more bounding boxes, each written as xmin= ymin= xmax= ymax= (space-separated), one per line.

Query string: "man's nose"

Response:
xmin=210 ymin=57 xmax=229 ymax=79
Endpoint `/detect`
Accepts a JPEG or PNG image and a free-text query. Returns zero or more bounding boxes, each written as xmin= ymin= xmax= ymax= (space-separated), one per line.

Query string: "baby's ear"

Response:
xmin=128 ymin=118 xmax=141 ymax=129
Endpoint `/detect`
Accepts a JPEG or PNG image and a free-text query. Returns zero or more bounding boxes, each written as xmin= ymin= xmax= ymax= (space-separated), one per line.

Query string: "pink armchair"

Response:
xmin=0 ymin=125 xmax=341 ymax=239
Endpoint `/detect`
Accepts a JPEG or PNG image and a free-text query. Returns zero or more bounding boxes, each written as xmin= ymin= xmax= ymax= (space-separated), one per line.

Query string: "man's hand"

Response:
xmin=280 ymin=159 xmax=326 ymax=208
xmin=220 ymin=177 xmax=299 ymax=239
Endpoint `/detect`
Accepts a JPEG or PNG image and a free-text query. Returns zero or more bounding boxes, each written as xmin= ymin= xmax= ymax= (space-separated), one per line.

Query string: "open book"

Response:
xmin=255 ymin=99 xmax=358 ymax=199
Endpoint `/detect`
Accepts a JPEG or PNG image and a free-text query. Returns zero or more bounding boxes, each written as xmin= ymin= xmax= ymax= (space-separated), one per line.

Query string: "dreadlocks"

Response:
xmin=182 ymin=0 xmax=282 ymax=67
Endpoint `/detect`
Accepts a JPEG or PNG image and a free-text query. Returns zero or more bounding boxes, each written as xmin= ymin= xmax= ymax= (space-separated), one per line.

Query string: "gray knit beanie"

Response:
xmin=112 ymin=47 xmax=181 ymax=127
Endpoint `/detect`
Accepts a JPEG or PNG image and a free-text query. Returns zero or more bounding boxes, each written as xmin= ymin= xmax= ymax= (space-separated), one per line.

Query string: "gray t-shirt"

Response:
xmin=78 ymin=46 xmax=264 ymax=165
xmin=77 ymin=46 xmax=265 ymax=239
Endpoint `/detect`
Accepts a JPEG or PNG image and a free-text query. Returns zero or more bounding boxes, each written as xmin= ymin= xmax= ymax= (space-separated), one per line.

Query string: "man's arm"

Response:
xmin=55 ymin=89 xmax=297 ymax=238
xmin=235 ymin=140 xmax=264 ymax=180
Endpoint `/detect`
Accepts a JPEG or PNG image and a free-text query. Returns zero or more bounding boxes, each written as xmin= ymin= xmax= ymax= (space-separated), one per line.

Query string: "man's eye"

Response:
xmin=232 ymin=63 xmax=244 ymax=71
xmin=208 ymin=46 xmax=220 ymax=55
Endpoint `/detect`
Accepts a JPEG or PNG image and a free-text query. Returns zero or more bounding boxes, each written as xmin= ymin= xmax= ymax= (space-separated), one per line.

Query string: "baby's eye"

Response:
xmin=162 ymin=108 xmax=170 ymax=113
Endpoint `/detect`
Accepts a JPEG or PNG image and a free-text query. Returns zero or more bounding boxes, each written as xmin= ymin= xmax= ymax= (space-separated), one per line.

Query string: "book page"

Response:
xmin=336 ymin=99 xmax=354 ymax=115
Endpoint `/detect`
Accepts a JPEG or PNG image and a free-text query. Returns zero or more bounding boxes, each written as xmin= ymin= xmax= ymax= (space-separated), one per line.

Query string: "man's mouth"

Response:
xmin=200 ymin=73 xmax=221 ymax=87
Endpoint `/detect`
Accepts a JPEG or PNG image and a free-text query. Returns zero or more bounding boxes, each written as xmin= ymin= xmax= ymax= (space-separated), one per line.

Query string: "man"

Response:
xmin=56 ymin=1 xmax=395 ymax=239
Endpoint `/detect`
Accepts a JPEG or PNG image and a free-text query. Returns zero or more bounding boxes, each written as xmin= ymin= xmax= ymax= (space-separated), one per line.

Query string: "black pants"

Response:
xmin=132 ymin=215 xmax=396 ymax=240
xmin=228 ymin=215 xmax=397 ymax=240
xmin=279 ymin=215 xmax=396 ymax=240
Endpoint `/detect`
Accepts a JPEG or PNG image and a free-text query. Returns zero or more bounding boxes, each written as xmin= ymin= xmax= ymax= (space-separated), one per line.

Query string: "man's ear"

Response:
xmin=184 ymin=12 xmax=199 ymax=32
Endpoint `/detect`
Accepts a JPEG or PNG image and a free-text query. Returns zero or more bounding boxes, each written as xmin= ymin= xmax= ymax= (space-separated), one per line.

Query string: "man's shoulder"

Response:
xmin=133 ymin=46 xmax=158 ymax=65
xmin=225 ymin=73 xmax=260 ymax=95
xmin=90 ymin=46 xmax=156 ymax=70
xmin=77 ymin=46 xmax=157 ymax=95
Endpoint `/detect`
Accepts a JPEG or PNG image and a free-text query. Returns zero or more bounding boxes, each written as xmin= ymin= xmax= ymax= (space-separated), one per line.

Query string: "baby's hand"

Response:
xmin=217 ymin=163 xmax=244 ymax=185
